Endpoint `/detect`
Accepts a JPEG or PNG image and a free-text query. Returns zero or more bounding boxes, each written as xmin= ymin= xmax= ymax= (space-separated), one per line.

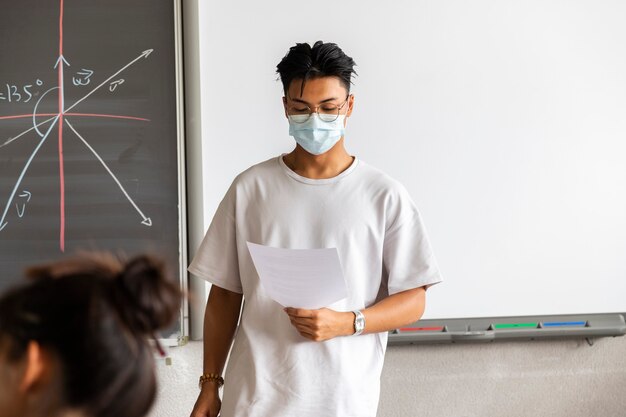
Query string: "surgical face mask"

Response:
xmin=288 ymin=114 xmax=346 ymax=155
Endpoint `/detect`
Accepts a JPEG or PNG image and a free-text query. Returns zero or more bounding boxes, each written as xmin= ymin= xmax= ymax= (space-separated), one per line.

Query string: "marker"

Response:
xmin=492 ymin=322 xmax=538 ymax=329
xmin=541 ymin=321 xmax=586 ymax=328
xmin=399 ymin=326 xmax=445 ymax=332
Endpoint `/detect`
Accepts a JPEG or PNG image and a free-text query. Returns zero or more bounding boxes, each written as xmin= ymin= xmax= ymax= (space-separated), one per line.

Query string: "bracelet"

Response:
xmin=199 ymin=373 xmax=224 ymax=389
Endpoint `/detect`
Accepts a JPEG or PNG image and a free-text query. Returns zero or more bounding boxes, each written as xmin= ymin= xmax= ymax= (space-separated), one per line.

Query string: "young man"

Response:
xmin=189 ymin=41 xmax=443 ymax=417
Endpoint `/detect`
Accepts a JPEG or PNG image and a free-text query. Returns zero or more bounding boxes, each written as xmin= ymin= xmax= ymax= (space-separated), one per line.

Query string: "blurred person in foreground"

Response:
xmin=0 ymin=252 xmax=182 ymax=417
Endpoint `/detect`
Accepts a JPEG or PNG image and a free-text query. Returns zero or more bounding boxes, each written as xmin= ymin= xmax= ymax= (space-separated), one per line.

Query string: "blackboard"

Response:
xmin=0 ymin=0 xmax=186 ymax=340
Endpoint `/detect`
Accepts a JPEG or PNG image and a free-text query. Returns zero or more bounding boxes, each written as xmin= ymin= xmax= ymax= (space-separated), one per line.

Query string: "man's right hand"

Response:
xmin=190 ymin=385 xmax=221 ymax=417
xmin=189 ymin=284 xmax=243 ymax=417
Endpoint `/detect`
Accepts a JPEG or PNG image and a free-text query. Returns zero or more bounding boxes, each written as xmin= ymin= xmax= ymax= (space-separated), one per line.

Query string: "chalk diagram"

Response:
xmin=0 ymin=0 xmax=154 ymax=252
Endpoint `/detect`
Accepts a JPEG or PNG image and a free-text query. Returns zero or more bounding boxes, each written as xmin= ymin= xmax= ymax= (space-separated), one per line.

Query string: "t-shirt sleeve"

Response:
xmin=188 ymin=180 xmax=243 ymax=294
xmin=382 ymin=183 xmax=444 ymax=295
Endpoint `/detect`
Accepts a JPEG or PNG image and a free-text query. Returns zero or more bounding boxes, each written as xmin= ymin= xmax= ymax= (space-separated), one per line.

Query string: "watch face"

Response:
xmin=353 ymin=310 xmax=365 ymax=335
xmin=355 ymin=316 xmax=365 ymax=332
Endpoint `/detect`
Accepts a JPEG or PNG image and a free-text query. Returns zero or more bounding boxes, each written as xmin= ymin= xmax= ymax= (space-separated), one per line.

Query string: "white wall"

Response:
xmin=151 ymin=338 xmax=626 ymax=417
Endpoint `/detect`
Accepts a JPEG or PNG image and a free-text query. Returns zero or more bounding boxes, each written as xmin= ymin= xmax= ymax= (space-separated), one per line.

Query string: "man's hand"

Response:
xmin=190 ymin=385 xmax=221 ymax=417
xmin=284 ymin=307 xmax=355 ymax=341
xmin=189 ymin=284 xmax=242 ymax=417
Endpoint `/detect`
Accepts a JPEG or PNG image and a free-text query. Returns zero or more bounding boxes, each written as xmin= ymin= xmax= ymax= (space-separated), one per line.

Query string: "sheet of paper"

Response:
xmin=246 ymin=241 xmax=348 ymax=309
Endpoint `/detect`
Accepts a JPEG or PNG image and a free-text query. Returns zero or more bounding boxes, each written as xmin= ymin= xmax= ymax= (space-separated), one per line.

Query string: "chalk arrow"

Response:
xmin=64 ymin=48 xmax=155 ymax=113
xmin=0 ymin=221 xmax=7 ymax=232
xmin=0 ymin=116 xmax=60 ymax=233
xmin=0 ymin=116 xmax=57 ymax=149
xmin=109 ymin=79 xmax=125 ymax=92
xmin=64 ymin=119 xmax=153 ymax=227
xmin=19 ymin=191 xmax=32 ymax=202
xmin=54 ymin=55 xmax=70 ymax=69
xmin=77 ymin=68 xmax=93 ymax=77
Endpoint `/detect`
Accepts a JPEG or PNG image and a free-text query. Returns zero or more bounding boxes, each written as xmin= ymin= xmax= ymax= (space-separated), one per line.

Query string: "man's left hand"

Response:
xmin=284 ymin=307 xmax=355 ymax=342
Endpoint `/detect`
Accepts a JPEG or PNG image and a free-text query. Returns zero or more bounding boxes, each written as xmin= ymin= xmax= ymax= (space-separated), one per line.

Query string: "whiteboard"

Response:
xmin=196 ymin=0 xmax=626 ymax=319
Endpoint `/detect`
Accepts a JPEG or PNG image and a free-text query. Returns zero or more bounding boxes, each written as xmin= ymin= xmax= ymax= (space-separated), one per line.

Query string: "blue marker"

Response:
xmin=541 ymin=321 xmax=586 ymax=327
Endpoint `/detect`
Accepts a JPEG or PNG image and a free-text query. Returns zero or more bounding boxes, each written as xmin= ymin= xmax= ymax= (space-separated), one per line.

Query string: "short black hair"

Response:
xmin=276 ymin=40 xmax=357 ymax=97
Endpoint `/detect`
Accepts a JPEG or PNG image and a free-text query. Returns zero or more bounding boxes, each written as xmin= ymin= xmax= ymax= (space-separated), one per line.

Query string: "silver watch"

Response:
xmin=352 ymin=310 xmax=365 ymax=336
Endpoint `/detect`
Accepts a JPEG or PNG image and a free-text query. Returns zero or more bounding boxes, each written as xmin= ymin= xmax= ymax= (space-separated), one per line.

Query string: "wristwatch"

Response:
xmin=352 ymin=310 xmax=365 ymax=336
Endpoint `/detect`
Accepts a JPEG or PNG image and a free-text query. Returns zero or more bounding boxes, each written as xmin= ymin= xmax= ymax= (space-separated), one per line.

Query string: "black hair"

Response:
xmin=276 ymin=40 xmax=357 ymax=97
xmin=0 ymin=252 xmax=182 ymax=417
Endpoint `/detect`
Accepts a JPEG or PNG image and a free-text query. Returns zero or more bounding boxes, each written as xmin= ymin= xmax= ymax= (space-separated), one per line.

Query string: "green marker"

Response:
xmin=493 ymin=322 xmax=538 ymax=329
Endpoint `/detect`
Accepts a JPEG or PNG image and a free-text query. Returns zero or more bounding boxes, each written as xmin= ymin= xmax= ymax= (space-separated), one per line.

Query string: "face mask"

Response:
xmin=288 ymin=114 xmax=346 ymax=155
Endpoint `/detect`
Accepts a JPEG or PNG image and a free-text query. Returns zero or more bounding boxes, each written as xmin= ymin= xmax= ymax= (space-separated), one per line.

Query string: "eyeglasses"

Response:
xmin=286 ymin=94 xmax=350 ymax=123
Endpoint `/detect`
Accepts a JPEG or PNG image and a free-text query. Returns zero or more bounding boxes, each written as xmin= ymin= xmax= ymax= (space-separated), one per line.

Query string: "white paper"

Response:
xmin=246 ymin=241 xmax=348 ymax=309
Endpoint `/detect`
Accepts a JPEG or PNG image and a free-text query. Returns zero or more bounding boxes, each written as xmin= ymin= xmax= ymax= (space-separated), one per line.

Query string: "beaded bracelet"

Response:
xmin=199 ymin=373 xmax=225 ymax=389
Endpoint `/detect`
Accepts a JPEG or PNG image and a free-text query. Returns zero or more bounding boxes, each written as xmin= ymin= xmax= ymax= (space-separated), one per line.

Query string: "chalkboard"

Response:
xmin=0 ymin=0 xmax=186 ymax=340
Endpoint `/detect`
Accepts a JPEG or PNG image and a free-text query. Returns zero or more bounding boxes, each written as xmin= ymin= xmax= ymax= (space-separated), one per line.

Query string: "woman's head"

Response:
xmin=0 ymin=252 xmax=182 ymax=417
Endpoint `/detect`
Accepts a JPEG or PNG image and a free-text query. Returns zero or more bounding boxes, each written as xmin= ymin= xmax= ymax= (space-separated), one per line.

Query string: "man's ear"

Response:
xmin=346 ymin=94 xmax=355 ymax=118
xmin=282 ymin=96 xmax=289 ymax=118
xmin=19 ymin=341 xmax=47 ymax=393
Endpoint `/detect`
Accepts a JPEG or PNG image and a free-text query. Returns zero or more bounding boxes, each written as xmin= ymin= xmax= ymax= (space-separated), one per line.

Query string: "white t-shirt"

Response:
xmin=189 ymin=153 xmax=443 ymax=417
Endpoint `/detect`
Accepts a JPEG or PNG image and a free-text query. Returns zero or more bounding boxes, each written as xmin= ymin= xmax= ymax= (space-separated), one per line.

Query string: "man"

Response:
xmin=189 ymin=41 xmax=443 ymax=417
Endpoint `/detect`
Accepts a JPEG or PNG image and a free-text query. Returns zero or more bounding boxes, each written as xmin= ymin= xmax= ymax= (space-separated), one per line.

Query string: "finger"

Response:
xmin=288 ymin=313 xmax=319 ymax=326
xmin=288 ymin=315 xmax=316 ymax=326
xmin=284 ymin=307 xmax=315 ymax=318
xmin=297 ymin=328 xmax=316 ymax=340
xmin=289 ymin=317 xmax=315 ymax=331
xmin=299 ymin=328 xmax=326 ymax=342
xmin=288 ymin=319 xmax=320 ymax=338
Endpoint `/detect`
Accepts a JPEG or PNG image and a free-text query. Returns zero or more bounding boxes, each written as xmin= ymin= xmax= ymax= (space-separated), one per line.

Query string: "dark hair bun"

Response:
xmin=6 ymin=252 xmax=182 ymax=417
xmin=112 ymin=255 xmax=182 ymax=334
xmin=24 ymin=252 xmax=182 ymax=335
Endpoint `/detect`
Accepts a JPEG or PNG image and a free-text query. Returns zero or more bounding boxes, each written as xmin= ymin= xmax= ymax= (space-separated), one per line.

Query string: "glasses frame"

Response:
xmin=286 ymin=94 xmax=351 ymax=123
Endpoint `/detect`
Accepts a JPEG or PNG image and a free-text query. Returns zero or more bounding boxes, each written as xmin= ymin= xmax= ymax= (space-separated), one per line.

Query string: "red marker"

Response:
xmin=399 ymin=326 xmax=445 ymax=332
